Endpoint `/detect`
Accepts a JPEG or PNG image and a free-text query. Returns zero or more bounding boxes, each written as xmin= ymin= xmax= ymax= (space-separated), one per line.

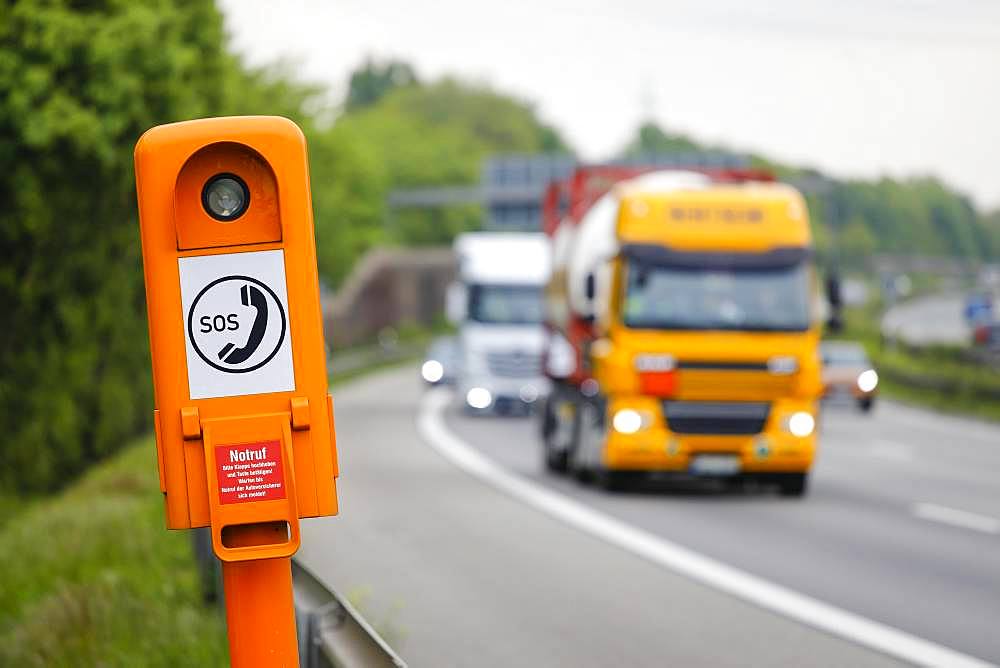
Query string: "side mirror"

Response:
xmin=825 ymin=272 xmax=843 ymax=333
xmin=445 ymin=282 xmax=467 ymax=324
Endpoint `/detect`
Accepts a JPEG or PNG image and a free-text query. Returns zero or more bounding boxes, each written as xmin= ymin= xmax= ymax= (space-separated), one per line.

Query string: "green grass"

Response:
xmin=876 ymin=372 xmax=1000 ymax=422
xmin=0 ymin=493 xmax=31 ymax=529
xmin=328 ymin=319 xmax=446 ymax=385
xmin=0 ymin=438 xmax=228 ymax=667
xmin=0 ymin=347 xmax=421 ymax=667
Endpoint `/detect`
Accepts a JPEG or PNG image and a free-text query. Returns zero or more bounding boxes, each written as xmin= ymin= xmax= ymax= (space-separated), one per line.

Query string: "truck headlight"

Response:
xmin=612 ymin=409 xmax=645 ymax=434
xmin=857 ymin=369 xmax=878 ymax=393
xmin=466 ymin=387 xmax=492 ymax=409
xmin=421 ymin=360 xmax=444 ymax=383
xmin=786 ymin=411 xmax=815 ymax=438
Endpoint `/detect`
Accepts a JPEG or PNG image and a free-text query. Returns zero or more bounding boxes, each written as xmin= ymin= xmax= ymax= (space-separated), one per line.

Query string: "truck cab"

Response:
xmin=542 ymin=170 xmax=821 ymax=496
xmin=449 ymin=233 xmax=551 ymax=415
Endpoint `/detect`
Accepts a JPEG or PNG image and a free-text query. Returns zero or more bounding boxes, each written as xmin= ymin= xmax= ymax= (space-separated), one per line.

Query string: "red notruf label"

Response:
xmin=215 ymin=440 xmax=285 ymax=504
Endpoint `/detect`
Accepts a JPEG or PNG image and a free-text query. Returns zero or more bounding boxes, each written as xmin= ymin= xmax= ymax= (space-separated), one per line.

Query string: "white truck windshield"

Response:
xmin=468 ymin=284 xmax=544 ymax=325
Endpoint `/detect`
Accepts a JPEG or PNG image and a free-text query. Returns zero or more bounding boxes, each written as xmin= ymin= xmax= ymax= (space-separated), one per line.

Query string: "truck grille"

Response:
xmin=487 ymin=350 xmax=542 ymax=378
xmin=678 ymin=369 xmax=796 ymax=401
xmin=663 ymin=401 xmax=770 ymax=435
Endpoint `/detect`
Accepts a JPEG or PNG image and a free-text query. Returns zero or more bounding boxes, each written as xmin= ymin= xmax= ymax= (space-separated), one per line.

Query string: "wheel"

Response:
xmin=569 ymin=402 xmax=600 ymax=484
xmin=545 ymin=449 xmax=568 ymax=473
xmin=858 ymin=397 xmax=874 ymax=413
xmin=544 ymin=424 xmax=570 ymax=473
xmin=776 ymin=473 xmax=809 ymax=498
xmin=539 ymin=397 xmax=562 ymax=471
xmin=596 ymin=469 xmax=631 ymax=492
xmin=540 ymin=394 xmax=577 ymax=474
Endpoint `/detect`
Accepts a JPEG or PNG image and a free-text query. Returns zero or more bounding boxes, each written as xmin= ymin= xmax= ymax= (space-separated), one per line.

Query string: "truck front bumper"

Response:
xmin=459 ymin=375 xmax=550 ymax=414
xmin=602 ymin=396 xmax=817 ymax=474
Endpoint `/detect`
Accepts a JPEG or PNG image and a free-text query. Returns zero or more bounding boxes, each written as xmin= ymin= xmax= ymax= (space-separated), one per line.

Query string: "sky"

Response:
xmin=218 ymin=0 xmax=1000 ymax=209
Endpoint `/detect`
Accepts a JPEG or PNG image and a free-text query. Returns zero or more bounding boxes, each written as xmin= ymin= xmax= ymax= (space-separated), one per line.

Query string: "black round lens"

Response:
xmin=202 ymin=174 xmax=249 ymax=221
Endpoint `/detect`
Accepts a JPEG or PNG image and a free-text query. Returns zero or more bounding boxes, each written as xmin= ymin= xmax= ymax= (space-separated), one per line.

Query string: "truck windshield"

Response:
xmin=468 ymin=284 xmax=544 ymax=325
xmin=622 ymin=261 xmax=811 ymax=332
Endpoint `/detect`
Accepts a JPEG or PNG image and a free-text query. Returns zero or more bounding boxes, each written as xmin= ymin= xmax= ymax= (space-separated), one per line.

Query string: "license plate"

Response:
xmin=689 ymin=455 xmax=741 ymax=476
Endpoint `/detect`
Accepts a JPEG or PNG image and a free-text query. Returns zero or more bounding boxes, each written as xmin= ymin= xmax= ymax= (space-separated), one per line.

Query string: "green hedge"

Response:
xmin=0 ymin=0 xmax=309 ymax=494
xmin=0 ymin=437 xmax=228 ymax=666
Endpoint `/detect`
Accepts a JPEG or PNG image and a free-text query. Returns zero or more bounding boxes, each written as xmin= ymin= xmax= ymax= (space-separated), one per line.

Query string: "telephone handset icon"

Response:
xmin=217 ymin=284 xmax=268 ymax=364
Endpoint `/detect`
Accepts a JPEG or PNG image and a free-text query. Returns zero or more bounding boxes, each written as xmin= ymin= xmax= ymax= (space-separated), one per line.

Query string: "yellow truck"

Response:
xmin=540 ymin=167 xmax=821 ymax=496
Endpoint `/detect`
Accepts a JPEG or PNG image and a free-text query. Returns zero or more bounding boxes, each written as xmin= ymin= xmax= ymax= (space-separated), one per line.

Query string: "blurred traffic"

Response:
xmin=820 ymin=341 xmax=879 ymax=412
xmin=421 ymin=336 xmax=459 ymax=385
xmin=447 ymin=233 xmax=550 ymax=415
xmin=393 ymin=168 xmax=1000 ymax=662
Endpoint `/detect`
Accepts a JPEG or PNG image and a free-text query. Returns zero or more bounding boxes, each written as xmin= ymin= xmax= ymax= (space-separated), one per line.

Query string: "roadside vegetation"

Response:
xmin=329 ymin=322 xmax=451 ymax=386
xmin=835 ymin=304 xmax=1000 ymax=422
xmin=0 ymin=437 xmax=228 ymax=667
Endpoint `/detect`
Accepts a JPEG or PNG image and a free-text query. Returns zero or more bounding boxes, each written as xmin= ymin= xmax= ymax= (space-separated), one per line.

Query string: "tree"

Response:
xmin=837 ymin=216 xmax=878 ymax=267
xmin=345 ymin=58 xmax=418 ymax=112
xmin=320 ymin=75 xmax=571 ymax=252
xmin=622 ymin=121 xmax=702 ymax=156
xmin=0 ymin=0 xmax=317 ymax=493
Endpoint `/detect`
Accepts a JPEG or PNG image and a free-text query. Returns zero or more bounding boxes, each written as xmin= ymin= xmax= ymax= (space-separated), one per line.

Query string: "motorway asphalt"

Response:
xmin=447 ymin=392 xmax=1000 ymax=665
xmin=297 ymin=365 xmax=999 ymax=666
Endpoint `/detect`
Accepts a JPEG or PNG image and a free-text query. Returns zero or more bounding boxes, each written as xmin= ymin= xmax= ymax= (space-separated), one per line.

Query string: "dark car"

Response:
xmin=820 ymin=341 xmax=879 ymax=412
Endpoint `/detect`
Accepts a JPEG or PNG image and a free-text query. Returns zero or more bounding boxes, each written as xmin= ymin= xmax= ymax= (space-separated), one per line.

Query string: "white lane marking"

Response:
xmin=417 ymin=389 xmax=994 ymax=668
xmin=870 ymin=439 xmax=913 ymax=462
xmin=913 ymin=503 xmax=1000 ymax=535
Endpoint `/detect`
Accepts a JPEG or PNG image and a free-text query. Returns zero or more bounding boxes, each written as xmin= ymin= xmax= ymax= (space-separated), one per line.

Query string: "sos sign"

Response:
xmin=179 ymin=250 xmax=294 ymax=397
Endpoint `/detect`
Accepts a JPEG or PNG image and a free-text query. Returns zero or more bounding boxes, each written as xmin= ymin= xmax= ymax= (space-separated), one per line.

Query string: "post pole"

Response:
xmin=221 ymin=524 xmax=300 ymax=667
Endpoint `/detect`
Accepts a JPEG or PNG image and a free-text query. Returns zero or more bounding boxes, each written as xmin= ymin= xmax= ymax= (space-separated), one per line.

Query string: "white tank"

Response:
xmin=554 ymin=170 xmax=712 ymax=319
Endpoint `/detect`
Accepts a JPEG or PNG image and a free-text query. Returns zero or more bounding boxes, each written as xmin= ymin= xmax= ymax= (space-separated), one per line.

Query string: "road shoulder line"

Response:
xmin=913 ymin=502 xmax=1000 ymax=534
xmin=417 ymin=388 xmax=993 ymax=668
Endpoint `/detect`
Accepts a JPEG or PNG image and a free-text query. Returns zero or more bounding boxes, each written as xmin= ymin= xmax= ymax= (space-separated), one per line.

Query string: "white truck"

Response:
xmin=447 ymin=233 xmax=551 ymax=414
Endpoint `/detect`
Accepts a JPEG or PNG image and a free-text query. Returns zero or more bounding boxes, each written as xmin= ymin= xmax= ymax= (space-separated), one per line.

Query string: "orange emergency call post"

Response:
xmin=134 ymin=116 xmax=339 ymax=667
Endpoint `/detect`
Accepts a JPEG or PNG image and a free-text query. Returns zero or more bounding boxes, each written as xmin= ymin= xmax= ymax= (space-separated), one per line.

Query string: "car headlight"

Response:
xmin=466 ymin=387 xmax=492 ymax=409
xmin=612 ymin=409 xmax=645 ymax=434
xmin=857 ymin=369 xmax=878 ymax=393
xmin=786 ymin=411 xmax=815 ymax=438
xmin=421 ymin=359 xmax=444 ymax=383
